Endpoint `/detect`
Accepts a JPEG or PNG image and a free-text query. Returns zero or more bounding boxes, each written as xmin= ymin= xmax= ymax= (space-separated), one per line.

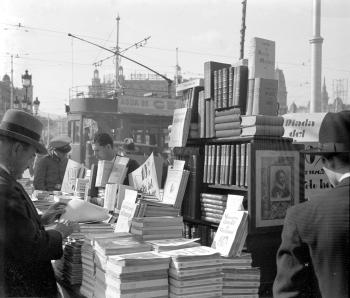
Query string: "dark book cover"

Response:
xmin=203 ymin=145 xmax=208 ymax=183
xmin=204 ymin=61 xmax=231 ymax=100
xmin=235 ymin=144 xmax=241 ymax=186
xmin=209 ymin=98 xmax=215 ymax=138
xmin=215 ymin=107 xmax=241 ymax=117
xmin=233 ymin=65 xmax=249 ymax=114
xmin=215 ymin=129 xmax=242 ymax=138
xmin=214 ymin=70 xmax=219 ymax=109
xmin=228 ymin=66 xmax=235 ymax=106
xmin=240 ymin=143 xmax=247 ymax=187
xmin=215 ymin=145 xmax=221 ymax=185
xmin=228 ymin=144 xmax=236 ymax=185
xmin=225 ymin=144 xmax=231 ymax=185
xmin=205 ymin=99 xmax=211 ymax=138
xmin=214 ymin=122 xmax=241 ymax=131
xmin=222 ymin=67 xmax=229 ymax=108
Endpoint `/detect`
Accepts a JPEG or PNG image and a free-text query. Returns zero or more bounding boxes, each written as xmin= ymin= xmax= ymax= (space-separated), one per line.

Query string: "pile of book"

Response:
xmin=93 ymin=236 xmax=153 ymax=298
xmin=240 ymin=115 xmax=284 ymax=137
xmin=130 ymin=216 xmax=184 ymax=241
xmin=200 ymin=193 xmax=227 ymax=224
xmin=214 ymin=107 xmax=241 ymax=138
xmin=55 ymin=222 xmax=114 ymax=290
xmin=135 ymin=199 xmax=180 ymax=217
xmin=161 ymin=246 xmax=223 ymax=297
xmin=102 ymin=251 xmax=170 ymax=298
xmin=221 ymin=253 xmax=261 ymax=297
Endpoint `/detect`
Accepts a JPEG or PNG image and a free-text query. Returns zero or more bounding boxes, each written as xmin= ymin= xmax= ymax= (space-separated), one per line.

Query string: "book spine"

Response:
xmin=204 ymin=61 xmax=231 ymax=100
xmin=228 ymin=66 xmax=234 ymax=107
xmin=220 ymin=145 xmax=225 ymax=185
xmin=232 ymin=66 xmax=238 ymax=106
xmin=218 ymin=69 xmax=222 ymax=109
xmin=214 ymin=145 xmax=221 ymax=185
xmin=203 ymin=145 xmax=208 ymax=183
xmin=245 ymin=78 xmax=255 ymax=115
xmin=222 ymin=68 xmax=229 ymax=108
xmin=215 ymin=107 xmax=241 ymax=117
xmin=240 ymin=143 xmax=246 ymax=187
xmin=210 ymin=98 xmax=215 ymax=138
xmin=235 ymin=144 xmax=241 ymax=186
xmin=214 ymin=122 xmax=241 ymax=131
xmin=245 ymin=142 xmax=250 ymax=187
xmin=225 ymin=144 xmax=231 ymax=185
xmin=198 ymin=91 xmax=205 ymax=138
xmin=228 ymin=144 xmax=234 ymax=185
xmin=201 ymin=193 xmax=227 ymax=200
xmin=205 ymin=99 xmax=211 ymax=138
xmin=214 ymin=114 xmax=241 ymax=124
xmin=241 ymin=125 xmax=285 ymax=136
xmin=241 ymin=115 xmax=284 ymax=127
xmin=237 ymin=66 xmax=249 ymax=115
xmin=215 ymin=129 xmax=241 ymax=138
xmin=214 ymin=70 xmax=219 ymax=109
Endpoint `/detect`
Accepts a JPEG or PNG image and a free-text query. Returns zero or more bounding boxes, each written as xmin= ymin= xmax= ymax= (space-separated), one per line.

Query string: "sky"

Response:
xmin=0 ymin=0 xmax=349 ymax=115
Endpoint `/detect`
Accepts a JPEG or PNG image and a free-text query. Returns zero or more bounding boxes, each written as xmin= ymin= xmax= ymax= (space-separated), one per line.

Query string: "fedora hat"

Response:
xmin=0 ymin=109 xmax=46 ymax=154
xmin=302 ymin=110 xmax=350 ymax=155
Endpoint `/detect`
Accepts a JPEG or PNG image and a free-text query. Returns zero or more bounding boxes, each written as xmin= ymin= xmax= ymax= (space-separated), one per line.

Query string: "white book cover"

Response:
xmin=162 ymin=168 xmax=184 ymax=205
xmin=108 ymin=156 xmax=130 ymax=184
xmin=129 ymin=153 xmax=160 ymax=199
xmin=95 ymin=160 xmax=114 ymax=187
xmin=114 ymin=189 xmax=139 ymax=233
xmin=104 ymin=183 xmax=119 ymax=211
xmin=169 ymin=108 xmax=192 ymax=148
xmin=211 ymin=210 xmax=248 ymax=257
xmin=60 ymin=198 xmax=109 ymax=222
xmin=61 ymin=159 xmax=82 ymax=194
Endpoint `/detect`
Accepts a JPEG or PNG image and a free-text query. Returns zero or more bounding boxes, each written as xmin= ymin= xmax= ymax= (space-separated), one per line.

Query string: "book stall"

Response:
xmin=21 ymin=36 xmax=319 ymax=298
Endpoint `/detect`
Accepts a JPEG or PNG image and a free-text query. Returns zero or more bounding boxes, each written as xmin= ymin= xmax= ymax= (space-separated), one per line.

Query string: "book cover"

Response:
xmin=214 ymin=114 xmax=241 ymax=124
xmin=241 ymin=115 xmax=284 ymax=127
xmin=95 ymin=159 xmax=114 ymax=187
xmin=61 ymin=159 xmax=83 ymax=194
xmin=103 ymin=183 xmax=119 ymax=211
xmin=215 ymin=122 xmax=241 ymax=131
xmin=233 ymin=65 xmax=249 ymax=115
xmin=215 ymin=107 xmax=241 ymax=117
xmin=169 ymin=108 xmax=192 ymax=148
xmin=228 ymin=144 xmax=236 ymax=185
xmin=215 ymin=129 xmax=242 ymax=138
xmin=214 ymin=145 xmax=221 ymax=185
xmin=201 ymin=193 xmax=227 ymax=200
xmin=108 ymin=156 xmax=130 ymax=184
xmin=248 ymin=37 xmax=275 ymax=80
xmin=235 ymin=144 xmax=241 ymax=186
xmin=245 ymin=78 xmax=255 ymax=115
xmin=114 ymin=189 xmax=139 ymax=233
xmin=240 ymin=125 xmax=284 ymax=136
xmin=163 ymin=168 xmax=189 ymax=207
xmin=205 ymin=99 xmax=211 ymax=138
xmin=211 ymin=210 xmax=248 ymax=257
xmin=252 ymin=78 xmax=279 ymax=116
xmin=209 ymin=98 xmax=215 ymax=138
xmin=198 ymin=90 xmax=206 ymax=138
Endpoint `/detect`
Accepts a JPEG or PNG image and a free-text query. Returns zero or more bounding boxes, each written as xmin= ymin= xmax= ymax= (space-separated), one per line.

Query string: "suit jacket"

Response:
xmin=273 ymin=177 xmax=349 ymax=298
xmin=0 ymin=168 xmax=63 ymax=297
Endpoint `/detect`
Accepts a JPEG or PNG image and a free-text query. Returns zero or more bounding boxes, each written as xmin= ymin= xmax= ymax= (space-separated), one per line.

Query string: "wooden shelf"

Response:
xmin=187 ymin=136 xmax=293 ymax=145
xmin=207 ymin=184 xmax=248 ymax=191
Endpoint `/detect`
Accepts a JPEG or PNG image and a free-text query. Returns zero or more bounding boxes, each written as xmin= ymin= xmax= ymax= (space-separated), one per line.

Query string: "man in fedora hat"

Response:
xmin=0 ymin=109 xmax=75 ymax=297
xmin=34 ymin=135 xmax=72 ymax=191
xmin=273 ymin=110 xmax=350 ymax=297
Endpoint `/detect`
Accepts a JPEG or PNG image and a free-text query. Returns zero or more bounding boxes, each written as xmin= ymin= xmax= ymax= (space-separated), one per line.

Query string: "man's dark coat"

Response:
xmin=0 ymin=168 xmax=63 ymax=297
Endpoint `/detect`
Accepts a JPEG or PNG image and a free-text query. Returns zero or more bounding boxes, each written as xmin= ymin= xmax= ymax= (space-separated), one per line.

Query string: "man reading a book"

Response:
xmin=0 ymin=109 xmax=75 ymax=297
xmin=273 ymin=111 xmax=350 ymax=298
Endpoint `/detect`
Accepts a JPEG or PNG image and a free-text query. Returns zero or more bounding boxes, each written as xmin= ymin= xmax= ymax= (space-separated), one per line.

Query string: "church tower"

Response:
xmin=321 ymin=77 xmax=329 ymax=112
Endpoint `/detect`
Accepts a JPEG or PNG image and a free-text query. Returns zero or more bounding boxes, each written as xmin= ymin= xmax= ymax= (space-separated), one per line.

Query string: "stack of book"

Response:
xmin=135 ymin=199 xmax=180 ymax=217
xmin=240 ymin=115 xmax=284 ymax=137
xmin=54 ymin=238 xmax=84 ymax=287
xmin=80 ymin=232 xmax=130 ymax=298
xmin=214 ymin=107 xmax=241 ymax=138
xmin=130 ymin=216 xmax=184 ymax=241
xmin=102 ymin=251 xmax=171 ymax=298
xmin=160 ymin=246 xmax=224 ymax=297
xmin=221 ymin=253 xmax=261 ymax=297
xmin=146 ymin=238 xmax=200 ymax=253
xmin=200 ymin=193 xmax=227 ymax=224
xmin=93 ymin=236 xmax=153 ymax=297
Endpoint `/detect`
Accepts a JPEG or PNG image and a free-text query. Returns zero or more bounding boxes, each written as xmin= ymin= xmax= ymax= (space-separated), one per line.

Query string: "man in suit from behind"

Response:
xmin=273 ymin=111 xmax=350 ymax=297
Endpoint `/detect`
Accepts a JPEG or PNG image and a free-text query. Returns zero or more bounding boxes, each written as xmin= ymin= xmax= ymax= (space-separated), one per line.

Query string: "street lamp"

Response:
xmin=21 ymin=69 xmax=32 ymax=113
xmin=14 ymin=96 xmax=20 ymax=109
xmin=33 ymin=97 xmax=40 ymax=116
xmin=21 ymin=97 xmax=28 ymax=110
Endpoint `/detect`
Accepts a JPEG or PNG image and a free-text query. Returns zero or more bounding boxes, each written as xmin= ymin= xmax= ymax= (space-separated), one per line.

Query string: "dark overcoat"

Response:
xmin=273 ymin=177 xmax=349 ymax=297
xmin=0 ymin=168 xmax=63 ymax=297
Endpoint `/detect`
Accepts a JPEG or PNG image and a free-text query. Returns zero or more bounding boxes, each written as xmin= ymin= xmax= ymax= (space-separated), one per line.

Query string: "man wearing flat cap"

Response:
xmin=34 ymin=135 xmax=71 ymax=191
xmin=273 ymin=110 xmax=350 ymax=298
xmin=0 ymin=109 xmax=75 ymax=297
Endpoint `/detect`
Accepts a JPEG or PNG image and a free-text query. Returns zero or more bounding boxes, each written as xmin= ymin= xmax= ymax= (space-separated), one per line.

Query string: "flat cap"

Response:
xmin=49 ymin=136 xmax=72 ymax=152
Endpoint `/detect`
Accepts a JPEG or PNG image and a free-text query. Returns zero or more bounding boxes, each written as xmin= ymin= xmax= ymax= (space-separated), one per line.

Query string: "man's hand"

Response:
xmin=54 ymin=220 xmax=78 ymax=239
xmin=41 ymin=202 xmax=67 ymax=225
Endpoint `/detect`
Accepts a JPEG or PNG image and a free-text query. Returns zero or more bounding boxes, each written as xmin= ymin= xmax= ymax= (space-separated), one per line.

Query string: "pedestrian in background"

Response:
xmin=33 ymin=136 xmax=71 ymax=191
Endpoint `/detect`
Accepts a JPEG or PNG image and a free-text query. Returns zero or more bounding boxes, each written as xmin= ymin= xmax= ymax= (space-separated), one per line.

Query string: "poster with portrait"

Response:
xmin=255 ymin=150 xmax=300 ymax=229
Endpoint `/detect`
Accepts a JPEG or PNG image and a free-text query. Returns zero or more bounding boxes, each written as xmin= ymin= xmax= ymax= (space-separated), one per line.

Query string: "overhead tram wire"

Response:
xmin=68 ymin=33 xmax=173 ymax=95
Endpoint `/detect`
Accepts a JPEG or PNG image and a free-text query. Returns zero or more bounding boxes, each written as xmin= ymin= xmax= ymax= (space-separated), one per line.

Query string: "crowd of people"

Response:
xmin=0 ymin=108 xmax=349 ymax=297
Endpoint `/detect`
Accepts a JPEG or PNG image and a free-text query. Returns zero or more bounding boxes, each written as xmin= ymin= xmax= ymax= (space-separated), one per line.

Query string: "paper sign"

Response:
xmin=226 ymin=194 xmax=244 ymax=211
xmin=114 ymin=189 xmax=138 ymax=233
xmin=282 ymin=113 xmax=327 ymax=142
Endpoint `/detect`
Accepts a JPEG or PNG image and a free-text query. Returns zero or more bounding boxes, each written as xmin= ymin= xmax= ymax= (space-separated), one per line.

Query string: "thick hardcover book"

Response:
xmin=214 ymin=114 xmax=241 ymax=124
xmin=203 ymin=145 xmax=209 ymax=183
xmin=205 ymin=99 xmax=211 ymax=138
xmin=219 ymin=145 xmax=225 ymax=185
xmin=198 ymin=90 xmax=206 ymax=138
xmin=186 ymin=86 xmax=204 ymax=123
xmin=224 ymin=144 xmax=231 ymax=185
xmin=222 ymin=67 xmax=229 ymax=108
xmin=252 ymin=78 xmax=279 ymax=116
xmin=214 ymin=122 xmax=241 ymax=131
xmin=240 ymin=125 xmax=284 ymax=137
xmin=201 ymin=216 xmax=221 ymax=224
xmin=201 ymin=193 xmax=227 ymax=200
xmin=200 ymin=202 xmax=227 ymax=210
xmin=214 ymin=145 xmax=221 ymax=185
xmin=209 ymin=98 xmax=215 ymax=138
xmin=228 ymin=145 xmax=235 ymax=185
xmin=241 ymin=115 xmax=284 ymax=127
xmin=214 ymin=70 xmax=219 ymax=109
xmin=215 ymin=129 xmax=241 ymax=138
xmin=217 ymin=69 xmax=223 ymax=109
xmin=240 ymin=143 xmax=246 ymax=187
xmin=215 ymin=107 xmax=241 ymax=117
xmin=201 ymin=207 xmax=225 ymax=216
xmin=235 ymin=144 xmax=241 ymax=186
xmin=245 ymin=143 xmax=250 ymax=187
xmin=200 ymin=198 xmax=227 ymax=206
xmin=245 ymin=79 xmax=255 ymax=115
xmin=248 ymin=37 xmax=275 ymax=80
xmin=233 ymin=65 xmax=249 ymax=115
xmin=228 ymin=66 xmax=235 ymax=106
xmin=204 ymin=61 xmax=231 ymax=100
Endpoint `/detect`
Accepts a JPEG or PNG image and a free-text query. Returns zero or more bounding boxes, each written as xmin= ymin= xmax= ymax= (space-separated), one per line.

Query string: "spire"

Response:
xmin=321 ymin=76 xmax=329 ymax=112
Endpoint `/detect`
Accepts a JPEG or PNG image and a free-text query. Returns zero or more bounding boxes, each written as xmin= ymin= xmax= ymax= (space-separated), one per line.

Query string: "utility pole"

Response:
xmin=115 ymin=14 xmax=122 ymax=94
xmin=240 ymin=0 xmax=248 ymax=60
xmin=10 ymin=55 xmax=14 ymax=109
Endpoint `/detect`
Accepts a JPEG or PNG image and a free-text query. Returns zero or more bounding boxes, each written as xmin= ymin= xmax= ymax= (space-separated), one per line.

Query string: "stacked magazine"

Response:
xmin=222 ymin=253 xmax=261 ymax=297
xmin=147 ymin=238 xmax=200 ymax=253
xmin=93 ymin=237 xmax=152 ymax=298
xmin=130 ymin=216 xmax=184 ymax=241
xmin=102 ymin=251 xmax=171 ymax=298
xmin=80 ymin=232 xmax=131 ymax=298
xmin=160 ymin=246 xmax=224 ymax=298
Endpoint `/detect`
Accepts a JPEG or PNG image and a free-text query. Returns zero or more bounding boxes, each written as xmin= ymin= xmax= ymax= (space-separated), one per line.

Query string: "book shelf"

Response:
xmin=174 ymin=58 xmax=305 ymax=296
